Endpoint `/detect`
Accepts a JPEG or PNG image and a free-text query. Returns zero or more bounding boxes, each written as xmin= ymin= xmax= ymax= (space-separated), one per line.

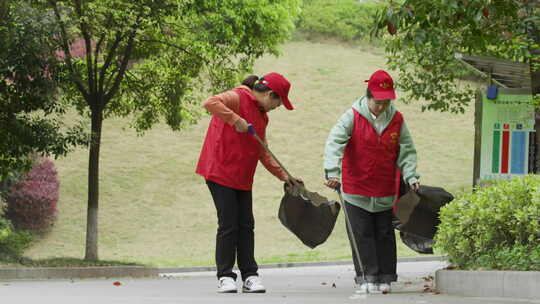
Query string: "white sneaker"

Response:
xmin=356 ymin=282 xmax=379 ymax=294
xmin=379 ymin=283 xmax=391 ymax=293
xmin=242 ymin=276 xmax=266 ymax=293
xmin=217 ymin=277 xmax=237 ymax=293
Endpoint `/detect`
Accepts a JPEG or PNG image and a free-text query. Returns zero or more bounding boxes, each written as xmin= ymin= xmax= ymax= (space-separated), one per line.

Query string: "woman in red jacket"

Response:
xmin=196 ymin=73 xmax=297 ymax=294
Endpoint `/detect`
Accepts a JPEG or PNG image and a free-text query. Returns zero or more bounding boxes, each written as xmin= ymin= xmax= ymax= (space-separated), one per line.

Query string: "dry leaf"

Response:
xmin=445 ymin=266 xmax=456 ymax=270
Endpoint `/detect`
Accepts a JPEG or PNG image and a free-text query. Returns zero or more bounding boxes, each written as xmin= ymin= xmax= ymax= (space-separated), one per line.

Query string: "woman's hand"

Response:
xmin=324 ymin=177 xmax=340 ymax=190
xmin=234 ymin=117 xmax=249 ymax=133
xmin=285 ymin=176 xmax=303 ymax=188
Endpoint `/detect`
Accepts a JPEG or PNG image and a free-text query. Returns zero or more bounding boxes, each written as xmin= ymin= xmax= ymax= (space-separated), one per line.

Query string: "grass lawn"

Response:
xmin=19 ymin=41 xmax=474 ymax=267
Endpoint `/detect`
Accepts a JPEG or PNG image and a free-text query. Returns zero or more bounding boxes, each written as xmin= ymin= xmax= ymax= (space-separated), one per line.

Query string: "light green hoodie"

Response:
xmin=324 ymin=97 xmax=420 ymax=212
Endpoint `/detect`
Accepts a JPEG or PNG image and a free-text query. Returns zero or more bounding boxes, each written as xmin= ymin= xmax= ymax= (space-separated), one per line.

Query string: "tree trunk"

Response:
xmin=528 ymin=23 xmax=540 ymax=173
xmin=85 ymin=109 xmax=103 ymax=261
xmin=533 ymin=77 xmax=540 ymax=174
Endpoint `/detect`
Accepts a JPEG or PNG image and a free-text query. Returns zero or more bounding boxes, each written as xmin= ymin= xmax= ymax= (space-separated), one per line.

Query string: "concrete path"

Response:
xmin=1 ymin=261 xmax=538 ymax=304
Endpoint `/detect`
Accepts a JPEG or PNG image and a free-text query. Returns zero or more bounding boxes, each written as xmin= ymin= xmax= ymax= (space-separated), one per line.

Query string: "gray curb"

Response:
xmin=436 ymin=269 xmax=540 ymax=300
xmin=159 ymin=255 xmax=447 ymax=274
xmin=0 ymin=256 xmax=445 ymax=281
xmin=0 ymin=266 xmax=159 ymax=281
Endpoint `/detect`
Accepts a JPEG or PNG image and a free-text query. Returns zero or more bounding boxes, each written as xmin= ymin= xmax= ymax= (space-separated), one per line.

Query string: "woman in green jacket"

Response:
xmin=324 ymin=70 xmax=420 ymax=294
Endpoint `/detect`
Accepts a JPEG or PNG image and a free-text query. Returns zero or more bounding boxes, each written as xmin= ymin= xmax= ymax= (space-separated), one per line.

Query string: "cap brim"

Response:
xmin=372 ymin=90 xmax=396 ymax=100
xmin=282 ymin=97 xmax=294 ymax=110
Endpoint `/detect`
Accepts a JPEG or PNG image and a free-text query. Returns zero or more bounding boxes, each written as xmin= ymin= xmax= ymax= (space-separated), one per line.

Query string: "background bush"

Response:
xmin=4 ymin=158 xmax=59 ymax=231
xmin=0 ymin=200 xmax=32 ymax=261
xmin=435 ymin=175 xmax=540 ymax=271
xmin=296 ymin=0 xmax=386 ymax=42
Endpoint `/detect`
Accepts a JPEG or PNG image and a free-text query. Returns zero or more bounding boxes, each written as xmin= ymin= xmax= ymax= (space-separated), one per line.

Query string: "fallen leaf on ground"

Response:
xmin=113 ymin=281 xmax=122 ymax=286
xmin=423 ymin=286 xmax=436 ymax=293
xmin=321 ymin=282 xmax=327 ymax=285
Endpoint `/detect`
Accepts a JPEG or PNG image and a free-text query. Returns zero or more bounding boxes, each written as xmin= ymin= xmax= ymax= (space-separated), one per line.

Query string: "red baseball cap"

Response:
xmin=365 ymin=70 xmax=396 ymax=100
xmin=260 ymin=72 xmax=293 ymax=110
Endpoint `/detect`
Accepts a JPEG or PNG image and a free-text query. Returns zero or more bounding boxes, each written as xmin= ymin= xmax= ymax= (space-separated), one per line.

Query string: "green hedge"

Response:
xmin=435 ymin=176 xmax=540 ymax=271
xmin=296 ymin=0 xmax=386 ymax=42
xmin=0 ymin=200 xmax=32 ymax=261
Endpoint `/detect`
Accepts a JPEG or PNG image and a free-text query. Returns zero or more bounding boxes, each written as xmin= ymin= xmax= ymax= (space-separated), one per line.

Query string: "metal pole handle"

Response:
xmin=247 ymin=124 xmax=300 ymax=188
xmin=333 ymin=183 xmax=368 ymax=288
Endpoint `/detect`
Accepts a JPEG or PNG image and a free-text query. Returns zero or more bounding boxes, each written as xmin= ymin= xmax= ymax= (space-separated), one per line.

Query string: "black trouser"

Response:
xmin=207 ymin=180 xmax=258 ymax=281
xmin=345 ymin=201 xmax=397 ymax=284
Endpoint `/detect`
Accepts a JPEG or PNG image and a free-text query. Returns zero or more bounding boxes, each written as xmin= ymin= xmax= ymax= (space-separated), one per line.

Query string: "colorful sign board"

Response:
xmin=479 ymin=91 xmax=535 ymax=182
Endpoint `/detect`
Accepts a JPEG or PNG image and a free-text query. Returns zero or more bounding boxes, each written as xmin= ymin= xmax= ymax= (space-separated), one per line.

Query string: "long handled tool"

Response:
xmin=247 ymin=124 xmax=364 ymax=286
xmin=247 ymin=124 xmax=337 ymax=213
xmin=334 ymin=185 xmax=368 ymax=290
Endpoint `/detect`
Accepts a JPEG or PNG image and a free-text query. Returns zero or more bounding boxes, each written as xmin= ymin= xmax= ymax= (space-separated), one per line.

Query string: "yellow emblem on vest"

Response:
xmin=389 ymin=132 xmax=398 ymax=144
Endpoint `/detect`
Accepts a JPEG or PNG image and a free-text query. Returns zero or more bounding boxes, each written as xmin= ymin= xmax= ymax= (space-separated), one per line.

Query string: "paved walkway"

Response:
xmin=1 ymin=261 xmax=538 ymax=304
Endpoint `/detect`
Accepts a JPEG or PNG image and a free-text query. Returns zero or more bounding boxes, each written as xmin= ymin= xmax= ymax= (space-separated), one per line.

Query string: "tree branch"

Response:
xmin=74 ymin=0 xmax=96 ymax=104
xmin=50 ymin=0 xmax=89 ymax=101
xmin=103 ymin=18 xmax=141 ymax=106
xmin=93 ymin=33 xmax=105 ymax=98
xmin=98 ymin=32 xmax=122 ymax=97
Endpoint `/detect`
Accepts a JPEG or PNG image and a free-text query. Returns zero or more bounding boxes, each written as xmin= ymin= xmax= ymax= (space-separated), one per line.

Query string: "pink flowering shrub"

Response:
xmin=4 ymin=158 xmax=59 ymax=231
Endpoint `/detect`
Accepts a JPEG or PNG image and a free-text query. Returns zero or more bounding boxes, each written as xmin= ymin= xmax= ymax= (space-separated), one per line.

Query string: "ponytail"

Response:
xmin=242 ymin=75 xmax=259 ymax=89
xmin=241 ymin=74 xmax=279 ymax=99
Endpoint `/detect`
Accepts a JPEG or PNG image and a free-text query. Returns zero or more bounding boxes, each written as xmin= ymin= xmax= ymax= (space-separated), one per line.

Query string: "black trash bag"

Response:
xmin=392 ymin=214 xmax=434 ymax=254
xmin=399 ymin=231 xmax=435 ymax=254
xmin=394 ymin=185 xmax=454 ymax=252
xmin=278 ymin=184 xmax=341 ymax=249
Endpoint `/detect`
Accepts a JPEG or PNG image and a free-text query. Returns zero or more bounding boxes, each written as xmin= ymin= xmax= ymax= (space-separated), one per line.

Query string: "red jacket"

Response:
xmin=196 ymin=86 xmax=286 ymax=191
xmin=342 ymin=109 xmax=403 ymax=197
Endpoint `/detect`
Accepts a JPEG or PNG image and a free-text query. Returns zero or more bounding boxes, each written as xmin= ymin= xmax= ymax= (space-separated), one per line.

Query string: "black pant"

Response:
xmin=207 ymin=180 xmax=258 ymax=281
xmin=345 ymin=202 xmax=397 ymax=284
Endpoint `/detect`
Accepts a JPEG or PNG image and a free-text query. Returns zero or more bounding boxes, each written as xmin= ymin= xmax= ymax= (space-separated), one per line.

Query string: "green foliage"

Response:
xmin=0 ymin=201 xmax=32 ymax=261
xmin=37 ymin=0 xmax=301 ymax=132
xmin=0 ymin=1 xmax=87 ymax=180
xmin=296 ymin=0 xmax=386 ymax=42
xmin=435 ymin=176 xmax=540 ymax=270
xmin=372 ymin=0 xmax=540 ymax=113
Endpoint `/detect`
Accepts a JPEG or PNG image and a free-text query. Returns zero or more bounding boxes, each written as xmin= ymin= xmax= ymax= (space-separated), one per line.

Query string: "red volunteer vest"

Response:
xmin=196 ymin=88 xmax=268 ymax=191
xmin=342 ymin=109 xmax=403 ymax=197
